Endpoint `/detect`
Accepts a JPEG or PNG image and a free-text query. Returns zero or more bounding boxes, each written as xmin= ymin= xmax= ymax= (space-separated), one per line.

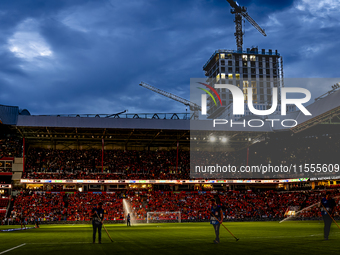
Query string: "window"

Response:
xmin=236 ymin=74 xmax=240 ymax=80
xmin=250 ymin=55 xmax=256 ymax=61
xmin=242 ymin=55 xmax=248 ymax=61
xmin=220 ymin=53 xmax=225 ymax=59
xmin=221 ymin=73 xmax=226 ymax=79
xmin=228 ymin=67 xmax=233 ymax=73
xmin=252 ymin=94 xmax=257 ymax=102
xmin=228 ymin=74 xmax=233 ymax=79
xmin=243 ymin=90 xmax=248 ymax=101
xmin=228 ymin=61 xmax=232 ymax=66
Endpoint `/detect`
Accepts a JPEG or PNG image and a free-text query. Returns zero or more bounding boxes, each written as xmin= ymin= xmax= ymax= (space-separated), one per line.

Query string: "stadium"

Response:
xmin=1 ymin=0 xmax=340 ymax=255
xmin=1 ymin=84 xmax=340 ymax=254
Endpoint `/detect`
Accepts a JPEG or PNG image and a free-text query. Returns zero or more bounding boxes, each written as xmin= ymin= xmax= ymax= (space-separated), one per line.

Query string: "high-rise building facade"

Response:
xmin=203 ymin=47 xmax=284 ymax=119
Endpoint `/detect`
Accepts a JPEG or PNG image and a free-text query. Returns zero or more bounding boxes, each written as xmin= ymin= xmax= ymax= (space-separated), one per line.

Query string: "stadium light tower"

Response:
xmin=139 ymin=81 xmax=201 ymax=119
xmin=226 ymin=0 xmax=266 ymax=52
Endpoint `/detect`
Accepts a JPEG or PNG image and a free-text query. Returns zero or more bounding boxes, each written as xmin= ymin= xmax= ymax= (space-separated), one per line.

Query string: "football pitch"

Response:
xmin=1 ymin=221 xmax=339 ymax=255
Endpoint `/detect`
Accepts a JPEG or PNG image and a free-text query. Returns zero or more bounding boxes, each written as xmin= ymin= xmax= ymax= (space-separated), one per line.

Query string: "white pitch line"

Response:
xmin=0 ymin=243 xmax=26 ymax=254
xmin=28 ymin=242 xmax=90 ymax=245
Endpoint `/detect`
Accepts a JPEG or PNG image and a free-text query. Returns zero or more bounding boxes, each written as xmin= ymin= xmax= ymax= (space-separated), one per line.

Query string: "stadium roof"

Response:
xmin=1 ymin=88 xmax=340 ymax=150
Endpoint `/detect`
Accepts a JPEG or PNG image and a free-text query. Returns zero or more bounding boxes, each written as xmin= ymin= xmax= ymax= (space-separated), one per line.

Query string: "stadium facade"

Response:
xmin=0 ymin=85 xmax=340 ymax=196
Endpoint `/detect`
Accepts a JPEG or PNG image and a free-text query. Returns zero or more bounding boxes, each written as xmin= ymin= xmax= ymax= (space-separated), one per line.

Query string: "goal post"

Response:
xmin=147 ymin=211 xmax=181 ymax=223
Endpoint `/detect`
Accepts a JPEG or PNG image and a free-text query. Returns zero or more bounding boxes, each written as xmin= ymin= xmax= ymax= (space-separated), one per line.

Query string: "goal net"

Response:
xmin=147 ymin=211 xmax=181 ymax=223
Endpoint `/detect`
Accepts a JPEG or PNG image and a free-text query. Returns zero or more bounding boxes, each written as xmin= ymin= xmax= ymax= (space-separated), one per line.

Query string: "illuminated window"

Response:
xmin=243 ymin=81 xmax=249 ymax=88
xmin=253 ymin=94 xmax=257 ymax=103
xmin=243 ymin=90 xmax=248 ymax=101
xmin=228 ymin=74 xmax=233 ymax=79
xmin=251 ymin=81 xmax=257 ymax=88
xmin=236 ymin=74 xmax=240 ymax=80
xmin=216 ymin=74 xmax=220 ymax=82
xmin=221 ymin=73 xmax=226 ymax=79
xmin=220 ymin=53 xmax=225 ymax=59
xmin=227 ymin=54 xmax=232 ymax=59
xmin=242 ymin=55 xmax=248 ymax=61
xmin=250 ymin=55 xmax=256 ymax=61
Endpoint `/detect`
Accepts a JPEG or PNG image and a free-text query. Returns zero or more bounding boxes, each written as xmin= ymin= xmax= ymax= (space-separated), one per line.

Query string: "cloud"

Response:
xmin=0 ymin=0 xmax=339 ymax=115
xmin=8 ymin=19 xmax=53 ymax=59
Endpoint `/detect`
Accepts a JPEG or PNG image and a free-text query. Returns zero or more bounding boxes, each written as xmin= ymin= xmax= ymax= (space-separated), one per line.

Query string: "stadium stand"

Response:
xmin=0 ymin=197 xmax=9 ymax=218
xmin=0 ymin=135 xmax=22 ymax=159
xmin=23 ymin=149 xmax=190 ymax=180
xmin=20 ymin=133 xmax=340 ymax=180
xmin=9 ymin=189 xmax=340 ymax=223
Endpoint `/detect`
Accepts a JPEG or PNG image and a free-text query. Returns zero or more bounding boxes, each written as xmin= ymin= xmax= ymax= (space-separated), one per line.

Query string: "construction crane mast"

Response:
xmin=226 ymin=0 xmax=266 ymax=52
xmin=139 ymin=81 xmax=201 ymax=119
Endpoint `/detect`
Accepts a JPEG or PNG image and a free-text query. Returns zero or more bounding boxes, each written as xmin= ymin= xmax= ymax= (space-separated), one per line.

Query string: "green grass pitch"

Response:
xmin=0 ymin=222 xmax=339 ymax=255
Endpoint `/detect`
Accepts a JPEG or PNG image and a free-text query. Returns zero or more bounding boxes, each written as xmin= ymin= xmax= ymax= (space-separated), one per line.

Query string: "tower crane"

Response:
xmin=226 ymin=0 xmax=266 ymax=52
xmin=139 ymin=81 xmax=201 ymax=120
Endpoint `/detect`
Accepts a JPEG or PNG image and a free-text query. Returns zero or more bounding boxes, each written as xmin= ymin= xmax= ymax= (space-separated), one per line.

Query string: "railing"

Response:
xmin=38 ymin=113 xmax=191 ymax=120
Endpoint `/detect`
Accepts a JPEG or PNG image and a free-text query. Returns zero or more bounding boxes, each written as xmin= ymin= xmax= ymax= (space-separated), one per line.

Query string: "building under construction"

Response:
xmin=203 ymin=47 xmax=284 ymax=119
xmin=203 ymin=0 xmax=284 ymax=119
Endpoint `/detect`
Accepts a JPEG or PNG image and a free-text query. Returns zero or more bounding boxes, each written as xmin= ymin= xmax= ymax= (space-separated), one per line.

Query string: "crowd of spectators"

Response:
xmin=9 ymin=189 xmax=340 ymax=224
xmin=0 ymin=135 xmax=22 ymax=159
xmin=23 ymin=149 xmax=190 ymax=180
xmin=21 ymin=133 xmax=340 ymax=180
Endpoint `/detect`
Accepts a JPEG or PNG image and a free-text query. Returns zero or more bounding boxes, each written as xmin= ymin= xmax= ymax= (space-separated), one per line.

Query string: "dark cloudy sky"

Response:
xmin=0 ymin=0 xmax=339 ymax=115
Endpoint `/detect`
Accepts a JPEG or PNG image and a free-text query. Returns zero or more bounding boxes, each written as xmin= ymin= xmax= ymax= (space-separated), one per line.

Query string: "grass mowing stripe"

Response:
xmin=1 ymin=222 xmax=339 ymax=255
xmin=0 ymin=244 xmax=26 ymax=254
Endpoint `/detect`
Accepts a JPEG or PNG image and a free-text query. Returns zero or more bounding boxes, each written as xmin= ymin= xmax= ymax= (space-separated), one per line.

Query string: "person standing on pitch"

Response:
xmin=319 ymin=191 xmax=336 ymax=240
xmin=20 ymin=213 xmax=26 ymax=230
xmin=91 ymin=202 xmax=105 ymax=244
xmin=127 ymin=213 xmax=131 ymax=227
xmin=210 ymin=198 xmax=223 ymax=244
